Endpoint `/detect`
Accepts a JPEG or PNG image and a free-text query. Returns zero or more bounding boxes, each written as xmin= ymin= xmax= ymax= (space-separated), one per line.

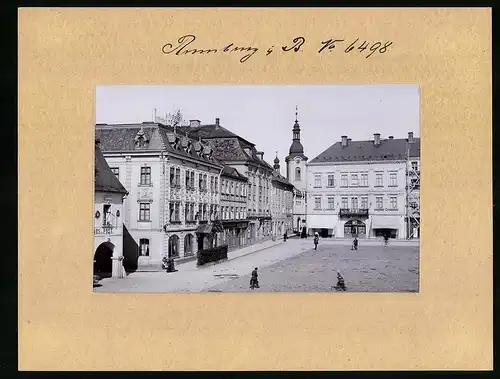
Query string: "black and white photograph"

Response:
xmin=93 ymin=84 xmax=420 ymax=293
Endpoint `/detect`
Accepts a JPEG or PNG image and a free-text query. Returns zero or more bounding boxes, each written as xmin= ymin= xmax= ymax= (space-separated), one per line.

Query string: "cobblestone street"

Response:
xmin=206 ymin=241 xmax=419 ymax=292
xmin=95 ymin=238 xmax=419 ymax=293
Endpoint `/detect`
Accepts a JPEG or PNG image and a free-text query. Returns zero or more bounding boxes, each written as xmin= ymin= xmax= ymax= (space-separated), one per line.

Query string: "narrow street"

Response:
xmin=95 ymin=238 xmax=419 ymax=293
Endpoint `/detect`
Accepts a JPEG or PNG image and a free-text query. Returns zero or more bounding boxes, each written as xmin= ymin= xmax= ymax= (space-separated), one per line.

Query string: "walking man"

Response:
xmin=352 ymin=237 xmax=358 ymax=251
xmin=314 ymin=232 xmax=319 ymax=250
xmin=384 ymin=234 xmax=389 ymax=247
xmin=250 ymin=267 xmax=260 ymax=289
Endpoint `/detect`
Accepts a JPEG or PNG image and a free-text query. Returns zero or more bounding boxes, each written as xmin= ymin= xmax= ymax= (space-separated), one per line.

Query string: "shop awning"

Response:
xmin=196 ymin=221 xmax=224 ymax=234
xmin=370 ymin=216 xmax=401 ymax=230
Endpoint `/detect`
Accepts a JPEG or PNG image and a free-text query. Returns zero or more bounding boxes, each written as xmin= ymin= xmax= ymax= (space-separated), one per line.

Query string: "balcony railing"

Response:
xmin=339 ymin=208 xmax=369 ymax=218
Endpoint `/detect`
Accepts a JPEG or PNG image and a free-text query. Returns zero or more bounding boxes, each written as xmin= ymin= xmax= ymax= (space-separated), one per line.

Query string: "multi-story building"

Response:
xmin=306 ymin=132 xmax=420 ymax=239
xmin=184 ymin=118 xmax=274 ymax=245
xmin=93 ymin=139 xmax=128 ymax=278
xmin=219 ymin=165 xmax=249 ymax=251
xmin=271 ymin=155 xmax=294 ymax=236
xmin=95 ymin=122 xmax=224 ymax=270
xmin=284 ymin=110 xmax=308 ymax=234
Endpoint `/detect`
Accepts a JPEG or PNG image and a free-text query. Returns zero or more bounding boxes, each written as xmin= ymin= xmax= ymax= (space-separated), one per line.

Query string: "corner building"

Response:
xmin=306 ymin=132 xmax=420 ymax=239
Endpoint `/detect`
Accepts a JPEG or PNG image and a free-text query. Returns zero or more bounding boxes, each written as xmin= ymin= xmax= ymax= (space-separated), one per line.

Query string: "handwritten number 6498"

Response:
xmin=344 ymin=39 xmax=393 ymax=58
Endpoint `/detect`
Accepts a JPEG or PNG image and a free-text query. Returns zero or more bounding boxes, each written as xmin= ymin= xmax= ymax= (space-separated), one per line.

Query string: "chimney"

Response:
xmin=256 ymin=151 xmax=264 ymax=160
xmin=388 ymin=136 xmax=394 ymax=139
xmin=408 ymin=131 xmax=414 ymax=143
xmin=189 ymin=120 xmax=201 ymax=128
xmin=373 ymin=133 xmax=381 ymax=146
xmin=215 ymin=118 xmax=220 ymax=126
xmin=341 ymin=135 xmax=348 ymax=147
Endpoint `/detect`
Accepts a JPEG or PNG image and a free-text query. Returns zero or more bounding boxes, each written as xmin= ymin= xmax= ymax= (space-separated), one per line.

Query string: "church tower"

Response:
xmin=285 ymin=106 xmax=308 ymax=192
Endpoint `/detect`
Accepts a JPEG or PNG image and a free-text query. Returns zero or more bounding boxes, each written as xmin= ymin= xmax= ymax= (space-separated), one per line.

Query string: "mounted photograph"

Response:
xmin=93 ymin=84 xmax=420 ymax=293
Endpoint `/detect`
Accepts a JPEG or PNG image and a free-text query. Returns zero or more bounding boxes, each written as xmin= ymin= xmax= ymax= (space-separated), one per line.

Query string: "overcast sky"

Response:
xmin=96 ymin=85 xmax=420 ymax=169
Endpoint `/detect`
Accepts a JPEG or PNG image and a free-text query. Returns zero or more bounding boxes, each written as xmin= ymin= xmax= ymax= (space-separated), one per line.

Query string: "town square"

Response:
xmin=93 ymin=85 xmax=420 ymax=292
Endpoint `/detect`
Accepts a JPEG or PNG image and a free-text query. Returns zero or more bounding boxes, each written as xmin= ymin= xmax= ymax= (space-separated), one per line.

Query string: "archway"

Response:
xmin=94 ymin=241 xmax=114 ymax=277
xmin=184 ymin=234 xmax=193 ymax=256
xmin=168 ymin=235 xmax=180 ymax=258
xmin=344 ymin=220 xmax=366 ymax=238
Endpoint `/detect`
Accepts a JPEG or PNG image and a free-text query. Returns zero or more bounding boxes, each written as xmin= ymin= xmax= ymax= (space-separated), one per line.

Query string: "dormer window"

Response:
xmin=134 ymin=127 xmax=149 ymax=148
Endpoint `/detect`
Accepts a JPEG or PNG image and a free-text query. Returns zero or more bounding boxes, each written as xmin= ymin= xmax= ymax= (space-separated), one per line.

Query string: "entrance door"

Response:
xmin=344 ymin=220 xmax=366 ymax=238
xmin=94 ymin=241 xmax=114 ymax=277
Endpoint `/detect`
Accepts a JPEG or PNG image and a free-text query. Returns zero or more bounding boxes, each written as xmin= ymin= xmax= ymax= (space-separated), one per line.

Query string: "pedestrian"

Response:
xmin=314 ymin=232 xmax=319 ymax=250
xmin=250 ymin=267 xmax=260 ymax=289
xmin=384 ymin=234 xmax=389 ymax=246
xmin=336 ymin=270 xmax=346 ymax=291
xmin=353 ymin=237 xmax=358 ymax=251
xmin=283 ymin=232 xmax=288 ymax=242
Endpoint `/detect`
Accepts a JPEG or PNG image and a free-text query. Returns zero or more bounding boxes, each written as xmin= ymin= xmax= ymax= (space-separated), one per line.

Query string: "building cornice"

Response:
xmin=306 ymin=160 xmax=408 ymax=167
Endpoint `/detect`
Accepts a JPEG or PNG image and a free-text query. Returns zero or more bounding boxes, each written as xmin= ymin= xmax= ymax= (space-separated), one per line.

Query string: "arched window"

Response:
xmin=184 ymin=234 xmax=193 ymax=256
xmin=168 ymin=235 xmax=180 ymax=258
xmin=295 ymin=167 xmax=301 ymax=181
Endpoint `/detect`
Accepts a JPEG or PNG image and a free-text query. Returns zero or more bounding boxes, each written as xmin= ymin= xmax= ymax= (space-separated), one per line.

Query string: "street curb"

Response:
xmin=225 ymin=240 xmax=287 ymax=263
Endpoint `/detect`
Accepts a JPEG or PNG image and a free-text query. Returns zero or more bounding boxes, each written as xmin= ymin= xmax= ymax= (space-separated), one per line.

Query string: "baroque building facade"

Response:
xmin=95 ymin=122 xmax=224 ymax=270
xmin=185 ymin=118 xmax=274 ymax=245
xmin=306 ymin=132 xmax=420 ymax=239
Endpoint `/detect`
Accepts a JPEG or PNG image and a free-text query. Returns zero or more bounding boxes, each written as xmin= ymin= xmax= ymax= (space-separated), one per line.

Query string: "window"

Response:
xmin=174 ymin=203 xmax=180 ymax=221
xmin=169 ymin=202 xmax=175 ymax=221
xmin=328 ymin=197 xmax=335 ymax=209
xmin=170 ymin=167 xmax=175 ymax=186
xmin=361 ymin=173 xmax=368 ymax=187
xmin=103 ymin=204 xmax=111 ymax=226
xmin=341 ymin=197 xmax=348 ymax=209
xmin=389 ymin=172 xmax=397 ymax=186
xmin=175 ymin=168 xmax=180 ymax=187
xmin=185 ymin=203 xmax=189 ymax=221
xmin=411 ymin=161 xmax=418 ymax=171
xmin=327 ymin=174 xmax=335 ymax=187
xmin=375 ymin=172 xmax=383 ymax=186
xmin=214 ymin=177 xmax=218 ymax=193
xmin=341 ymin=173 xmax=348 ymax=187
xmin=390 ymin=197 xmax=397 ymax=210
xmin=139 ymin=238 xmax=150 ymax=256
xmin=111 ymin=167 xmax=119 ymax=179
xmin=314 ymin=197 xmax=321 ymax=210
xmin=139 ymin=202 xmax=150 ymax=221
xmin=295 ymin=167 xmax=301 ymax=181
xmin=376 ymin=197 xmax=383 ymax=210
xmin=314 ymin=175 xmax=321 ymax=187
xmin=186 ymin=171 xmax=190 ymax=188
xmin=351 ymin=197 xmax=358 ymax=210
xmin=351 ymin=174 xmax=359 ymax=187
xmin=361 ymin=196 xmax=368 ymax=210
xmin=199 ymin=174 xmax=203 ymax=190
xmin=140 ymin=166 xmax=151 ymax=185
xmin=210 ymin=177 xmax=214 ymax=192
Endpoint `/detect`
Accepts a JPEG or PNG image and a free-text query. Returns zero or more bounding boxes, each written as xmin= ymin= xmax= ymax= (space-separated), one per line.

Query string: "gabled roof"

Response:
xmin=95 ymin=142 xmax=128 ymax=194
xmin=309 ymin=137 xmax=420 ymax=164
xmin=221 ymin=165 xmax=248 ymax=181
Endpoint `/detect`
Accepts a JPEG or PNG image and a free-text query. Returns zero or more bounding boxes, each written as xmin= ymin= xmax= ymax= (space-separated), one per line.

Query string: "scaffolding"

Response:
xmin=405 ymin=140 xmax=420 ymax=239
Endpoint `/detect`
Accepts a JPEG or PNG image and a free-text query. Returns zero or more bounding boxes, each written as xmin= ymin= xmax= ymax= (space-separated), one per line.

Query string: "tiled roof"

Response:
xmin=309 ymin=137 xmax=420 ymax=164
xmin=272 ymin=170 xmax=294 ymax=189
xmin=95 ymin=123 xmax=224 ymax=166
xmin=95 ymin=142 xmax=128 ymax=194
xmin=221 ymin=165 xmax=248 ymax=181
xmin=184 ymin=123 xmax=274 ymax=171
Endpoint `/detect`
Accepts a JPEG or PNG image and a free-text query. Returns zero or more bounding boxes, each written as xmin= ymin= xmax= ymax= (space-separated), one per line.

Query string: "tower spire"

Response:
xmin=295 ymin=105 xmax=298 ymax=122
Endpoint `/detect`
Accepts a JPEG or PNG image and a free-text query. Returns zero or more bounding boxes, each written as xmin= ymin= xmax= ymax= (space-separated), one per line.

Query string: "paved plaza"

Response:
xmin=94 ymin=238 xmax=419 ymax=293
